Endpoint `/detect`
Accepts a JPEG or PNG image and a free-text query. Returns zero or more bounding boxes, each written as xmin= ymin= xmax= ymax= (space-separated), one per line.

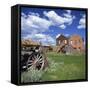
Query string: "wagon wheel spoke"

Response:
xmin=27 ymin=55 xmax=34 ymax=70
xmin=36 ymin=54 xmax=45 ymax=70
xmin=40 ymin=60 xmax=44 ymax=70
xmin=39 ymin=57 xmax=43 ymax=61
xmin=37 ymin=54 xmax=42 ymax=60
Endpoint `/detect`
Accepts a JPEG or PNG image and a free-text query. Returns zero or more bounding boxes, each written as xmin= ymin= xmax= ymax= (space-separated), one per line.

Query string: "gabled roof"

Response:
xmin=56 ymin=34 xmax=68 ymax=40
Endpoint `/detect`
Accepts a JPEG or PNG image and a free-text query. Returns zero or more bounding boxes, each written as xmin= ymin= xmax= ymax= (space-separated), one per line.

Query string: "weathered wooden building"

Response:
xmin=56 ymin=34 xmax=84 ymax=54
xmin=56 ymin=34 xmax=68 ymax=46
xmin=69 ymin=35 xmax=84 ymax=52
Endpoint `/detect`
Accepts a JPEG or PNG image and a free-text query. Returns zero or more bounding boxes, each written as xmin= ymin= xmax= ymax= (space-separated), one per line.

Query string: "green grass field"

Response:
xmin=42 ymin=52 xmax=86 ymax=81
xmin=21 ymin=52 xmax=86 ymax=83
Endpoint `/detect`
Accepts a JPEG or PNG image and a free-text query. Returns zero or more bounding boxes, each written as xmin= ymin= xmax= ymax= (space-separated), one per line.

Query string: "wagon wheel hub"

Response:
xmin=32 ymin=59 xmax=40 ymax=67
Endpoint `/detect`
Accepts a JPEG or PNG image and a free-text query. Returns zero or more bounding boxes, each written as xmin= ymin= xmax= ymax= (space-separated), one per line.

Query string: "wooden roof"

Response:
xmin=56 ymin=34 xmax=68 ymax=40
xmin=22 ymin=39 xmax=40 ymax=46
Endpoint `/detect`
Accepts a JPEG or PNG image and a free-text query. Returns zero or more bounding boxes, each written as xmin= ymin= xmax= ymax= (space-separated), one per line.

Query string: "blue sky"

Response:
xmin=21 ymin=7 xmax=86 ymax=46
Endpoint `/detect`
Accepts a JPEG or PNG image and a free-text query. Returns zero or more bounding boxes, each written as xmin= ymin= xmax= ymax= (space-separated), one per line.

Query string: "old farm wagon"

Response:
xmin=21 ymin=39 xmax=48 ymax=71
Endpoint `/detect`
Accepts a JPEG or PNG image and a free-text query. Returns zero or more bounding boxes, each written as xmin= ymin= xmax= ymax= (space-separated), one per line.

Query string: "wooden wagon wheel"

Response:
xmin=26 ymin=53 xmax=45 ymax=70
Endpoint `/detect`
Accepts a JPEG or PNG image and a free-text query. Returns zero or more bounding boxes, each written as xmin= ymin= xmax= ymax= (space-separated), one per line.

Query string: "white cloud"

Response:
xmin=66 ymin=10 xmax=71 ymax=14
xmin=43 ymin=10 xmax=75 ymax=29
xmin=21 ymin=12 xmax=52 ymax=34
xmin=28 ymin=12 xmax=40 ymax=16
xmin=56 ymin=34 xmax=61 ymax=38
xmin=21 ymin=10 xmax=75 ymax=36
xmin=63 ymin=10 xmax=75 ymax=23
xmin=77 ymin=14 xmax=86 ymax=29
xmin=21 ymin=12 xmax=55 ymax=46
xmin=44 ymin=11 xmax=64 ymax=25
xmin=35 ymin=34 xmax=55 ymax=45
xmin=23 ymin=33 xmax=55 ymax=46
xmin=35 ymin=34 xmax=46 ymax=39
xmin=59 ymin=24 xmax=66 ymax=29
xmin=27 ymin=15 xmax=51 ymax=30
